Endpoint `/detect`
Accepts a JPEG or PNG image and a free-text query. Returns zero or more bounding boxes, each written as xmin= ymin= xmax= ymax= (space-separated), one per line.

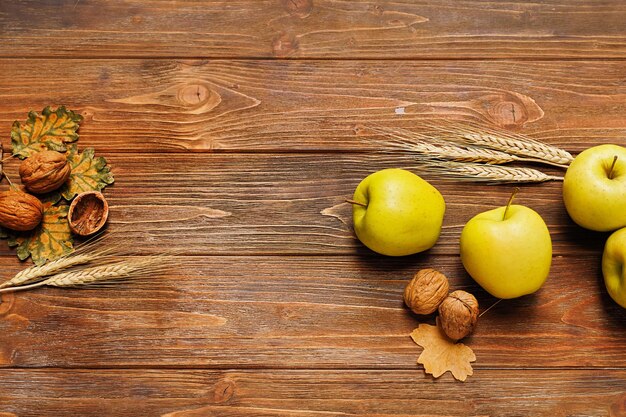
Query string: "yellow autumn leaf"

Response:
xmin=61 ymin=146 xmax=114 ymax=201
xmin=10 ymin=106 xmax=83 ymax=159
xmin=7 ymin=196 xmax=73 ymax=266
xmin=410 ymin=322 xmax=476 ymax=382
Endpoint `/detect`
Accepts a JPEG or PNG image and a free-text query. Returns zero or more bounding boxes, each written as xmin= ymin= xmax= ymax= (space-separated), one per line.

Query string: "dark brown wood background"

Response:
xmin=1 ymin=1 xmax=626 ymax=416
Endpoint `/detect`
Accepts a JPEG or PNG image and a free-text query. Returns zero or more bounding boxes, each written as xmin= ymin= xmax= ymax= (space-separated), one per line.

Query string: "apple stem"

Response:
xmin=345 ymin=199 xmax=367 ymax=208
xmin=502 ymin=187 xmax=520 ymax=221
xmin=479 ymin=299 xmax=503 ymax=318
xmin=608 ymin=155 xmax=619 ymax=180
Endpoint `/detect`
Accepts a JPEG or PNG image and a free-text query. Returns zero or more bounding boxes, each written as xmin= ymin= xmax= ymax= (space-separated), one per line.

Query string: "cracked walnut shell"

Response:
xmin=68 ymin=191 xmax=109 ymax=236
xmin=19 ymin=150 xmax=71 ymax=194
xmin=438 ymin=290 xmax=479 ymax=341
xmin=403 ymin=269 xmax=450 ymax=315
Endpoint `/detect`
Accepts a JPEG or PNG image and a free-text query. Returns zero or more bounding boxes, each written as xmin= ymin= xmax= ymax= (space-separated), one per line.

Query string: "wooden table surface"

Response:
xmin=1 ymin=1 xmax=626 ymax=416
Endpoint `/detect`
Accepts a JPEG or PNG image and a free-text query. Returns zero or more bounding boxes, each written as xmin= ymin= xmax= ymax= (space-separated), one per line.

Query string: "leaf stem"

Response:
xmin=479 ymin=299 xmax=503 ymax=318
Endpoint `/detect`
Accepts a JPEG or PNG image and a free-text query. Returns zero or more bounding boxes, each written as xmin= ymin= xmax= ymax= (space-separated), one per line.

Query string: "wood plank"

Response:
xmin=0 ymin=369 xmax=624 ymax=416
xmin=0 ymin=255 xmax=623 ymax=368
xmin=0 ymin=60 xmax=624 ymax=153
xmin=0 ymin=153 xmax=604 ymax=256
xmin=1 ymin=1 xmax=626 ymax=59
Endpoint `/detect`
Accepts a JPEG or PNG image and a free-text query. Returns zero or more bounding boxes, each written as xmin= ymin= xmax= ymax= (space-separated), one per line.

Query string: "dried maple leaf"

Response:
xmin=410 ymin=322 xmax=476 ymax=382
xmin=7 ymin=194 xmax=73 ymax=266
xmin=11 ymin=106 xmax=83 ymax=159
xmin=60 ymin=146 xmax=114 ymax=201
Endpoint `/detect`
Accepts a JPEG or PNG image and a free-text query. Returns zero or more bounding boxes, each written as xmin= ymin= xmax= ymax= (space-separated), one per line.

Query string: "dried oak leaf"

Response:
xmin=60 ymin=146 xmax=114 ymax=201
xmin=410 ymin=322 xmax=476 ymax=382
xmin=11 ymin=106 xmax=83 ymax=159
xmin=7 ymin=194 xmax=73 ymax=266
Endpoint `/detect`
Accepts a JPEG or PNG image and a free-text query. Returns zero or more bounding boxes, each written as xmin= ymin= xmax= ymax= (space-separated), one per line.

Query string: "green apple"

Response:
xmin=351 ymin=168 xmax=445 ymax=256
xmin=460 ymin=195 xmax=552 ymax=299
xmin=563 ymin=144 xmax=626 ymax=232
xmin=602 ymin=227 xmax=626 ymax=309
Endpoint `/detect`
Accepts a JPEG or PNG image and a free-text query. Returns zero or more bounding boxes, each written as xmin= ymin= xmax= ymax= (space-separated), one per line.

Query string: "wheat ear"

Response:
xmin=422 ymin=161 xmax=564 ymax=183
xmin=369 ymin=125 xmax=519 ymax=164
xmin=44 ymin=259 xmax=156 ymax=287
xmin=0 ymin=232 xmax=121 ymax=289
xmin=0 ymin=253 xmax=96 ymax=289
xmin=0 ymin=256 xmax=173 ymax=294
xmin=423 ymin=120 xmax=573 ymax=168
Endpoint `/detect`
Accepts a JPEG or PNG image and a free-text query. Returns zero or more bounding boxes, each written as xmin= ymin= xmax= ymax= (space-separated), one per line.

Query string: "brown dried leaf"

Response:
xmin=410 ymin=322 xmax=476 ymax=382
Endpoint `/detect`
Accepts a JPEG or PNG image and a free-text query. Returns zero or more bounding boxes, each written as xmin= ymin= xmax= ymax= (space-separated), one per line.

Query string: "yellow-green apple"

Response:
xmin=602 ymin=227 xmax=626 ymax=309
xmin=563 ymin=144 xmax=626 ymax=232
xmin=351 ymin=168 xmax=445 ymax=256
xmin=460 ymin=193 xmax=552 ymax=299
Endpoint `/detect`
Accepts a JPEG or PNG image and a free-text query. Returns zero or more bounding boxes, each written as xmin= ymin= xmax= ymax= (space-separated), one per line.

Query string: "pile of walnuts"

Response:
xmin=403 ymin=268 xmax=479 ymax=341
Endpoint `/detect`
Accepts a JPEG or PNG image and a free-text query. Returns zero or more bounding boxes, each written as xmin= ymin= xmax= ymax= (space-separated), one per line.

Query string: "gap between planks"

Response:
xmin=2 ymin=365 xmax=626 ymax=371
xmin=1 ymin=56 xmax=626 ymax=61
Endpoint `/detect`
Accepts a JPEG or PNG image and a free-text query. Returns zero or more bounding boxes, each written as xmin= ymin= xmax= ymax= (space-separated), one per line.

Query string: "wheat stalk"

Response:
xmin=369 ymin=125 xmax=519 ymax=164
xmin=0 ymin=253 xmax=96 ymax=289
xmin=422 ymin=161 xmax=563 ymax=183
xmin=0 ymin=232 xmax=121 ymax=289
xmin=422 ymin=120 xmax=573 ymax=167
xmin=0 ymin=256 xmax=175 ymax=294
xmin=0 ymin=230 xmax=165 ymax=290
xmin=45 ymin=259 xmax=157 ymax=287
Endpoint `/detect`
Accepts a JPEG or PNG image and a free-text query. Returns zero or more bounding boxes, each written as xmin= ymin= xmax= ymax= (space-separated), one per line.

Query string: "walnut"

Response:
xmin=0 ymin=189 xmax=44 ymax=231
xmin=403 ymin=269 xmax=450 ymax=315
xmin=19 ymin=150 xmax=71 ymax=194
xmin=68 ymin=191 xmax=109 ymax=236
xmin=438 ymin=290 xmax=479 ymax=341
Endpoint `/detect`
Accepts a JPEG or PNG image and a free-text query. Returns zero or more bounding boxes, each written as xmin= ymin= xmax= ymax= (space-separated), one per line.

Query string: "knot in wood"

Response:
xmin=213 ymin=378 xmax=235 ymax=403
xmin=283 ymin=0 xmax=313 ymax=19
xmin=372 ymin=4 xmax=384 ymax=16
xmin=488 ymin=100 xmax=528 ymax=128
xmin=272 ymin=32 xmax=299 ymax=57
xmin=178 ymin=84 xmax=212 ymax=107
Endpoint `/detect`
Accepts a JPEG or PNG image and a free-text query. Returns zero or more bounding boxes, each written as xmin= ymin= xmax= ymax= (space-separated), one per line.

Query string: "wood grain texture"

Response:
xmin=0 ymin=153 xmax=603 ymax=256
xmin=0 ymin=60 xmax=625 ymax=154
xmin=0 ymin=369 xmax=624 ymax=417
xmin=2 ymin=2 xmax=626 ymax=413
xmin=0 ymin=255 xmax=623 ymax=368
xmin=1 ymin=0 xmax=626 ymax=59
